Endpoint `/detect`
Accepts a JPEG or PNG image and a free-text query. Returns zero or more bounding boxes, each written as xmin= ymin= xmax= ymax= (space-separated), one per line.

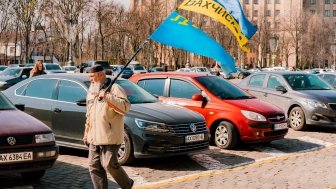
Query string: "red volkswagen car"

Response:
xmin=130 ymin=72 xmax=288 ymax=149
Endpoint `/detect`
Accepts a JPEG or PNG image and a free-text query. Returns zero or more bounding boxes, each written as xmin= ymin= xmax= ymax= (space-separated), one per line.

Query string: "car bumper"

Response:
xmin=305 ymin=107 xmax=336 ymax=126
xmin=240 ymin=121 xmax=288 ymax=142
xmin=133 ymin=132 xmax=209 ymax=158
xmin=0 ymin=145 xmax=59 ymax=174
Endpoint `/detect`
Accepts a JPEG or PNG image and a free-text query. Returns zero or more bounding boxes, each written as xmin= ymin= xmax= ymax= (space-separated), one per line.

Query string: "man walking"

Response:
xmin=83 ymin=65 xmax=133 ymax=189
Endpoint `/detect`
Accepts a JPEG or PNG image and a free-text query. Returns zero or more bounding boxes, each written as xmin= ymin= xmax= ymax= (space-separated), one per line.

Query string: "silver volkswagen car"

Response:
xmin=238 ymin=71 xmax=336 ymax=131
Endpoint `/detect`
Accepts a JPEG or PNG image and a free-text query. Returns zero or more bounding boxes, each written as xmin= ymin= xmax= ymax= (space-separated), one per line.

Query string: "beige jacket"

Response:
xmin=84 ymin=83 xmax=131 ymax=145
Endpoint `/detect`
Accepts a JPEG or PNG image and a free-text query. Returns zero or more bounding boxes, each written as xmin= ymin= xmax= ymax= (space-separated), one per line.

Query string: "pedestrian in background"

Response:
xmin=83 ymin=65 xmax=133 ymax=189
xmin=30 ymin=60 xmax=45 ymax=77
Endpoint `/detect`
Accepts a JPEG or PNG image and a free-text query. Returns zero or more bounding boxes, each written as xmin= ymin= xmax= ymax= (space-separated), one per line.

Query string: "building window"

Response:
xmin=275 ymin=0 xmax=280 ymax=4
xmin=254 ymin=0 xmax=258 ymax=4
xmin=266 ymin=0 xmax=271 ymax=4
xmin=310 ymin=0 xmax=316 ymax=4
xmin=334 ymin=10 xmax=336 ymax=17
xmin=266 ymin=10 xmax=271 ymax=16
xmin=310 ymin=9 xmax=316 ymax=14
xmin=244 ymin=0 xmax=249 ymax=4
xmin=325 ymin=0 xmax=330 ymax=4
xmin=275 ymin=10 xmax=280 ymax=16
xmin=253 ymin=10 xmax=258 ymax=17
xmin=325 ymin=10 xmax=330 ymax=17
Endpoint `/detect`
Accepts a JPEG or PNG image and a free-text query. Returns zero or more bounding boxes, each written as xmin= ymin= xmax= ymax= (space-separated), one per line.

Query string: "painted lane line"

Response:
xmin=189 ymin=154 xmax=229 ymax=170
xmin=297 ymin=136 xmax=333 ymax=147
xmin=252 ymin=145 xmax=286 ymax=157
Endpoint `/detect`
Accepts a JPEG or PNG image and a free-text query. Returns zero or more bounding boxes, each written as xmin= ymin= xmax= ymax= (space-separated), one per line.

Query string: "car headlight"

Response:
xmin=241 ymin=110 xmax=267 ymax=121
xmin=35 ymin=133 xmax=55 ymax=143
xmin=135 ymin=119 xmax=170 ymax=133
xmin=0 ymin=81 xmax=7 ymax=87
xmin=304 ymin=99 xmax=327 ymax=109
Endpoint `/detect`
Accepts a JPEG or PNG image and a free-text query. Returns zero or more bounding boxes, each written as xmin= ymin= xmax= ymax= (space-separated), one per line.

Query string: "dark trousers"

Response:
xmin=88 ymin=144 xmax=133 ymax=189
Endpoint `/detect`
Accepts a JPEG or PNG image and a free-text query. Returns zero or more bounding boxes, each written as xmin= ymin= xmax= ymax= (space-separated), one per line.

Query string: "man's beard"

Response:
xmin=88 ymin=81 xmax=103 ymax=96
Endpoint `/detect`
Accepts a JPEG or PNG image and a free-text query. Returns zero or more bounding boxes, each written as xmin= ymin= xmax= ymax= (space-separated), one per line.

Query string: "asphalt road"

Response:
xmin=2 ymin=125 xmax=336 ymax=189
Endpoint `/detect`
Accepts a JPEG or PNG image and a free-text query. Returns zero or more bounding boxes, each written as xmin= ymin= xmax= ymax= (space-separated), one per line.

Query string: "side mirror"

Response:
xmin=192 ymin=94 xmax=204 ymax=101
xmin=76 ymin=99 xmax=87 ymax=106
xmin=15 ymin=104 xmax=25 ymax=111
xmin=275 ymin=85 xmax=287 ymax=93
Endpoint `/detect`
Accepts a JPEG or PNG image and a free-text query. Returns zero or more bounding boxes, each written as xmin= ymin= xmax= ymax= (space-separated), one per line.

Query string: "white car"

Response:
xmin=62 ymin=66 xmax=78 ymax=73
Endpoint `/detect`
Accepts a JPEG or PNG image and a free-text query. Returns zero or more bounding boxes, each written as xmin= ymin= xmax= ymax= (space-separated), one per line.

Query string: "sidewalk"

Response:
xmin=135 ymin=144 xmax=336 ymax=189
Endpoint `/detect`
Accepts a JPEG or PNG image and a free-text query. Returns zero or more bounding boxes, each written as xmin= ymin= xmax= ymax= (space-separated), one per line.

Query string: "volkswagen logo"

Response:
xmin=190 ymin=123 xmax=197 ymax=133
xmin=7 ymin=137 xmax=16 ymax=146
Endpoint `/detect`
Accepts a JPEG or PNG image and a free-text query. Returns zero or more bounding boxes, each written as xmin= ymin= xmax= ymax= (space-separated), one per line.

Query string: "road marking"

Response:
xmin=297 ymin=136 xmax=333 ymax=147
xmin=189 ymin=154 xmax=229 ymax=170
xmin=252 ymin=145 xmax=286 ymax=157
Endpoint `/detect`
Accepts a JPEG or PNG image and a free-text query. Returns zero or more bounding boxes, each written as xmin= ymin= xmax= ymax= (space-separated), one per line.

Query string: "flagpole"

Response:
xmin=110 ymin=40 xmax=149 ymax=85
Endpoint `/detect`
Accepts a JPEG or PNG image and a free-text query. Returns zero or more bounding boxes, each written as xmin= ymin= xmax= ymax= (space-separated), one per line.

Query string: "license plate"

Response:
xmin=0 ymin=152 xmax=33 ymax=163
xmin=274 ymin=123 xmax=288 ymax=130
xmin=185 ymin=134 xmax=204 ymax=143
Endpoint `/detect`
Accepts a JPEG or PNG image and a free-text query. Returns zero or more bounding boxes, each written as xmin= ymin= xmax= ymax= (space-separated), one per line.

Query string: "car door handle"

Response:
xmin=54 ymin=108 xmax=62 ymax=113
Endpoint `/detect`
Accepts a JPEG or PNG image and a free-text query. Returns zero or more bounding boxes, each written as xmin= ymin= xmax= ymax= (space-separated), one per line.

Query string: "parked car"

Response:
xmin=24 ymin=63 xmax=35 ymax=68
xmin=111 ymin=65 xmax=134 ymax=79
xmin=149 ymin=67 xmax=165 ymax=72
xmin=79 ymin=60 xmax=112 ymax=75
xmin=0 ymin=67 xmax=32 ymax=90
xmin=130 ymin=72 xmax=288 ymax=149
xmin=190 ymin=67 xmax=212 ymax=75
xmin=128 ymin=62 xmax=148 ymax=74
xmin=231 ymin=68 xmax=251 ymax=79
xmin=238 ymin=71 xmax=336 ymax=131
xmin=43 ymin=63 xmax=66 ymax=74
xmin=318 ymin=73 xmax=336 ymax=88
xmin=3 ymin=74 xmax=209 ymax=165
xmin=0 ymin=91 xmax=58 ymax=180
xmin=62 ymin=66 xmax=78 ymax=73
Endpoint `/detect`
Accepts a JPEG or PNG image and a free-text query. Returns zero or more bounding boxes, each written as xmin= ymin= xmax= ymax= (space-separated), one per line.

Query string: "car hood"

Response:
xmin=128 ymin=102 xmax=204 ymax=124
xmin=0 ymin=75 xmax=16 ymax=81
xmin=292 ymin=90 xmax=336 ymax=103
xmin=0 ymin=109 xmax=52 ymax=136
xmin=227 ymin=98 xmax=284 ymax=116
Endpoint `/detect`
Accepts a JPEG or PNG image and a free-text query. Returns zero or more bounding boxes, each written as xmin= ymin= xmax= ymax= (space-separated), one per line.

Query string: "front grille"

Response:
xmin=148 ymin=141 xmax=209 ymax=153
xmin=268 ymin=114 xmax=286 ymax=123
xmin=0 ymin=135 xmax=34 ymax=147
xmin=329 ymin=103 xmax=336 ymax=111
xmin=168 ymin=121 xmax=207 ymax=135
xmin=264 ymin=129 xmax=288 ymax=137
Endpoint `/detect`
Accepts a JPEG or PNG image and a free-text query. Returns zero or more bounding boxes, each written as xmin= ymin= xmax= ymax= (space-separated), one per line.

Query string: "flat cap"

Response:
xmin=87 ymin=65 xmax=104 ymax=73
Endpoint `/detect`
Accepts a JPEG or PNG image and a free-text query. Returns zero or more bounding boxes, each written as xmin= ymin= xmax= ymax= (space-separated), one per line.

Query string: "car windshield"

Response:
xmin=133 ymin=64 xmax=146 ymax=71
xmin=45 ymin=64 xmax=61 ymax=70
xmin=96 ymin=61 xmax=110 ymax=69
xmin=0 ymin=68 xmax=20 ymax=76
xmin=284 ymin=74 xmax=333 ymax=90
xmin=0 ymin=92 xmax=15 ymax=110
xmin=196 ymin=76 xmax=255 ymax=100
xmin=84 ymin=80 xmax=157 ymax=104
xmin=65 ymin=67 xmax=76 ymax=71
xmin=196 ymin=67 xmax=207 ymax=72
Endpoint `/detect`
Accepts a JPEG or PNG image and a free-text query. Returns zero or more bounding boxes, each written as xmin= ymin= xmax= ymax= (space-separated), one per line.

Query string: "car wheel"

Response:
xmin=289 ymin=107 xmax=307 ymax=131
xmin=21 ymin=170 xmax=45 ymax=180
xmin=213 ymin=121 xmax=238 ymax=149
xmin=118 ymin=130 xmax=134 ymax=165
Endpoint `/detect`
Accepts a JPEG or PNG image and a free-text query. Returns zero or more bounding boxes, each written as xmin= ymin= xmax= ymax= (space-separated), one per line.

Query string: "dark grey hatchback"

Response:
xmin=3 ymin=74 xmax=209 ymax=165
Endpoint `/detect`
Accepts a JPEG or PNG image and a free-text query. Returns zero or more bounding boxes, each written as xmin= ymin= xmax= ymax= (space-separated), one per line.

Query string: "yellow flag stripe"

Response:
xmin=178 ymin=0 xmax=250 ymax=53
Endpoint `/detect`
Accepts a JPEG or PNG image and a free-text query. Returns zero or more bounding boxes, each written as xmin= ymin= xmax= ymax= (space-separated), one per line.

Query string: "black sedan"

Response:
xmin=0 ymin=67 xmax=32 ymax=90
xmin=3 ymin=74 xmax=209 ymax=165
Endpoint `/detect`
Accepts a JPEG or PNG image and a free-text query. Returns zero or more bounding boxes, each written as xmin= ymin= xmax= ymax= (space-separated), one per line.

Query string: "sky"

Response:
xmin=114 ymin=0 xmax=130 ymax=9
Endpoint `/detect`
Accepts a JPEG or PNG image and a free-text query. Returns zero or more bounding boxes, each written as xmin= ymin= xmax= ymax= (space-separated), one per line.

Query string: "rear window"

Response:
xmin=45 ymin=64 xmax=61 ymax=70
xmin=133 ymin=64 xmax=146 ymax=70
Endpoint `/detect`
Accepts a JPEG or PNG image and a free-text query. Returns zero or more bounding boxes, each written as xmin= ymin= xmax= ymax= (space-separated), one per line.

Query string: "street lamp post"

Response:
xmin=269 ymin=33 xmax=279 ymax=67
xmin=66 ymin=18 xmax=77 ymax=66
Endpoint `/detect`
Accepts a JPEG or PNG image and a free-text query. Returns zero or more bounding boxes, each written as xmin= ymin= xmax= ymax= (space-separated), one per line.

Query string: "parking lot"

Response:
xmin=2 ymin=125 xmax=336 ymax=189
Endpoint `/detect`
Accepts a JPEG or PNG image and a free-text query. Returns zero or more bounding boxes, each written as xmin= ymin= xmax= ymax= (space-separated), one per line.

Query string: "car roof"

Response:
xmin=131 ymin=71 xmax=210 ymax=79
xmin=252 ymin=71 xmax=311 ymax=76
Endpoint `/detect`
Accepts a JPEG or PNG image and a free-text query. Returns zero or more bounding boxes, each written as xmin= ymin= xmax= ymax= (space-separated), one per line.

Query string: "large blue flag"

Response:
xmin=215 ymin=0 xmax=257 ymax=39
xmin=149 ymin=10 xmax=236 ymax=74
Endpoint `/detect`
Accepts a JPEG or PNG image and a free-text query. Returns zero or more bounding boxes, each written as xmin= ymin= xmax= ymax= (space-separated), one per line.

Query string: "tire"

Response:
xmin=118 ymin=130 xmax=134 ymax=165
xmin=213 ymin=121 xmax=238 ymax=149
xmin=289 ymin=107 xmax=307 ymax=131
xmin=21 ymin=170 xmax=45 ymax=180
